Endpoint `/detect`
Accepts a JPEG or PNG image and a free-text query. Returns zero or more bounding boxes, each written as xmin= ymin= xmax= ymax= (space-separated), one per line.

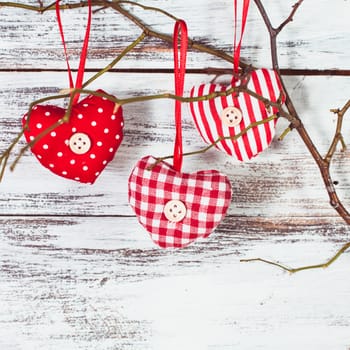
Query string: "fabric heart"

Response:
xmin=128 ymin=155 xmax=232 ymax=248
xmin=189 ymin=68 xmax=285 ymax=161
xmin=23 ymin=90 xmax=123 ymax=184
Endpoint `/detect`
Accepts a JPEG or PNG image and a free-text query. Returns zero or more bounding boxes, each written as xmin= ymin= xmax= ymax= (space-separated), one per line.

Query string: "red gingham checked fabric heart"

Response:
xmin=128 ymin=155 xmax=232 ymax=248
xmin=22 ymin=90 xmax=124 ymax=184
xmin=189 ymin=68 xmax=285 ymax=161
xmin=128 ymin=21 xmax=232 ymax=248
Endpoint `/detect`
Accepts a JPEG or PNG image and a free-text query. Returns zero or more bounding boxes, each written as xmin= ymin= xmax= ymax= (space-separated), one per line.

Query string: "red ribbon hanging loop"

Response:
xmin=233 ymin=0 xmax=250 ymax=81
xmin=173 ymin=20 xmax=188 ymax=172
xmin=56 ymin=0 xmax=92 ymax=104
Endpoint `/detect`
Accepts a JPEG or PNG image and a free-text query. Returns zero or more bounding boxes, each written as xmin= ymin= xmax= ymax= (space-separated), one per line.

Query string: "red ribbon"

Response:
xmin=56 ymin=0 xmax=92 ymax=104
xmin=173 ymin=20 xmax=188 ymax=172
xmin=233 ymin=0 xmax=250 ymax=80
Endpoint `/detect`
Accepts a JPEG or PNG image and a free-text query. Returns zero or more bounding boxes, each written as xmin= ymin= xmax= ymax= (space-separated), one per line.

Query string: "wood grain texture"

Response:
xmin=1 ymin=72 xmax=350 ymax=217
xmin=1 ymin=0 xmax=350 ymax=70
xmin=1 ymin=217 xmax=350 ymax=350
xmin=1 ymin=1 xmax=350 ymax=349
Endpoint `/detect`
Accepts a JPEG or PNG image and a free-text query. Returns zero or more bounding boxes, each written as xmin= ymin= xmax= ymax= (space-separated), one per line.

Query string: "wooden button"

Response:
xmin=220 ymin=106 xmax=242 ymax=127
xmin=69 ymin=132 xmax=91 ymax=155
xmin=164 ymin=200 xmax=187 ymax=222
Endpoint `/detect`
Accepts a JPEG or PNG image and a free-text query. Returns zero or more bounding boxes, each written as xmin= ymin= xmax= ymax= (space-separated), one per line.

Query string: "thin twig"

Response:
xmin=9 ymin=89 xmax=118 ymax=171
xmin=117 ymin=0 xmax=179 ymax=21
xmin=241 ymin=241 xmax=350 ymax=273
xmin=254 ymin=0 xmax=350 ymax=224
xmin=239 ymin=0 xmax=350 ymax=272
xmin=276 ymin=0 xmax=304 ymax=34
xmin=82 ymin=31 xmax=147 ymax=88
xmin=1 ymin=0 xmax=350 ymax=273
xmin=0 ymin=32 xmax=145 ymax=177
xmin=278 ymin=126 xmax=292 ymax=141
xmin=325 ymin=99 xmax=350 ymax=162
xmin=6 ymin=82 xmax=286 ymax=172
xmin=148 ymin=115 xmax=278 ymax=168
xmin=0 ymin=0 xmax=248 ymax=69
xmin=0 ymin=93 xmax=69 ymax=177
xmin=109 ymin=0 xmax=245 ymax=68
xmin=10 ymin=119 xmax=65 ymax=172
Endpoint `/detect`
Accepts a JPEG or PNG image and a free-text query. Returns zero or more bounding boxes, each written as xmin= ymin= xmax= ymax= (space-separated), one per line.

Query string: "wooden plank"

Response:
xmin=1 ymin=2 xmax=350 ymax=349
xmin=0 ymin=216 xmax=349 ymax=350
xmin=0 ymin=0 xmax=350 ymax=70
xmin=1 ymin=72 xmax=350 ymax=217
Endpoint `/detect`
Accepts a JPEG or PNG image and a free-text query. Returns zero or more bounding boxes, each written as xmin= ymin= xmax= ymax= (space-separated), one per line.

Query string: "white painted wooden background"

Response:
xmin=1 ymin=1 xmax=350 ymax=349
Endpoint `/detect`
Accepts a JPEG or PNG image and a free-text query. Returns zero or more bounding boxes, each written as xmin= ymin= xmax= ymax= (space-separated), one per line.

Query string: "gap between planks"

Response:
xmin=1 ymin=68 xmax=350 ymax=76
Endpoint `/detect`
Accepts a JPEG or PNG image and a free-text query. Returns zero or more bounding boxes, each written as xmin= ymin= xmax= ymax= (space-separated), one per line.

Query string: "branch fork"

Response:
xmin=0 ymin=0 xmax=350 ymax=272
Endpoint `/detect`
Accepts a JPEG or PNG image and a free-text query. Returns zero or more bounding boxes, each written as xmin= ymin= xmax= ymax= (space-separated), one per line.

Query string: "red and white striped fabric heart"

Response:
xmin=189 ymin=68 xmax=284 ymax=161
xmin=128 ymin=155 xmax=232 ymax=248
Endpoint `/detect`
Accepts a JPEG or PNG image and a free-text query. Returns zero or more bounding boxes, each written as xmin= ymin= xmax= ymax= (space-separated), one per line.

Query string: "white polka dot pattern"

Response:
xmin=22 ymin=89 xmax=124 ymax=184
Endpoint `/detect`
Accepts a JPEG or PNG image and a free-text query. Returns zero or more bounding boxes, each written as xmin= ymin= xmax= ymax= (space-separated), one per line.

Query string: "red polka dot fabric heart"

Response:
xmin=128 ymin=155 xmax=232 ymax=248
xmin=23 ymin=90 xmax=123 ymax=184
xmin=189 ymin=68 xmax=285 ymax=161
